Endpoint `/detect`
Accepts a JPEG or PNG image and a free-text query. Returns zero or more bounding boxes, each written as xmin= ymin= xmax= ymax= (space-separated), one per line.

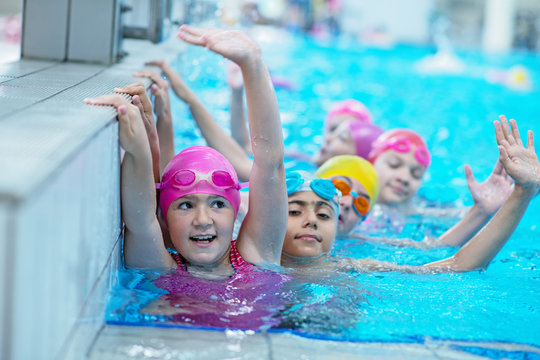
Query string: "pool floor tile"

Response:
xmin=89 ymin=325 xmax=270 ymax=360
xmin=87 ymin=325 xmax=496 ymax=360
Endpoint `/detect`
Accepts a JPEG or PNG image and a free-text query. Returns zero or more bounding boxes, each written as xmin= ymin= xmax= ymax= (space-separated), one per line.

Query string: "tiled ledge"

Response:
xmin=0 ymin=37 xmax=182 ymax=360
xmin=0 ymin=37 xmax=182 ymax=202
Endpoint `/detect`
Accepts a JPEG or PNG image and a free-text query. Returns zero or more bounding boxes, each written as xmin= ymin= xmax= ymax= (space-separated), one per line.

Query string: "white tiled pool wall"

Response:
xmin=0 ymin=58 xmax=158 ymax=360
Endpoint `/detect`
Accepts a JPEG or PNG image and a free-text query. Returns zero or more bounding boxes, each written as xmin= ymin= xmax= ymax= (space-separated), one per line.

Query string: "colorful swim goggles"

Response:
xmin=286 ymin=172 xmax=337 ymax=200
xmin=156 ymin=169 xmax=244 ymax=191
xmin=384 ymin=138 xmax=430 ymax=167
xmin=331 ymin=178 xmax=370 ymax=217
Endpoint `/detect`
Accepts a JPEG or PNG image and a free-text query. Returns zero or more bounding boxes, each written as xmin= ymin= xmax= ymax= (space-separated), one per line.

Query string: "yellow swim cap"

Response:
xmin=315 ymin=155 xmax=380 ymax=204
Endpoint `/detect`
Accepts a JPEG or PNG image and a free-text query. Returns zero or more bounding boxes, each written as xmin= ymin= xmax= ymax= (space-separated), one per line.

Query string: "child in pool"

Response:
xmin=281 ymin=116 xmax=539 ymax=273
xmin=355 ymin=127 xmax=514 ymax=248
xmin=85 ymin=25 xmax=288 ymax=276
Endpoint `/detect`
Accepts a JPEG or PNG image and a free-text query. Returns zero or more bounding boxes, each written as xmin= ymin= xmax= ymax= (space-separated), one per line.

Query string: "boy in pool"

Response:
xmin=85 ymin=25 xmax=288 ymax=276
xmin=281 ymin=116 xmax=539 ymax=273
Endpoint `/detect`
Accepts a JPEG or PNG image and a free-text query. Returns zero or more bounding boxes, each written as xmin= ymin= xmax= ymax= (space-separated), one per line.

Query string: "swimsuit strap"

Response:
xmin=171 ymin=240 xmax=248 ymax=271
xmin=230 ymin=240 xmax=247 ymax=268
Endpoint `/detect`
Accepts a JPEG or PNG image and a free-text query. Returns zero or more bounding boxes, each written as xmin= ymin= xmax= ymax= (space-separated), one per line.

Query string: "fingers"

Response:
xmin=133 ymin=70 xmax=167 ymax=88
xmin=498 ymin=145 xmax=512 ymax=170
xmin=464 ymin=164 xmax=475 ymax=184
xmin=115 ymin=82 xmax=145 ymax=97
xmin=527 ymin=130 xmax=535 ymax=150
xmin=85 ymin=94 xmax=131 ymax=108
xmin=494 ymin=120 xmax=506 ymax=147
xmin=492 ymin=160 xmax=504 ymax=175
xmin=131 ymin=95 xmax=145 ymax=118
xmin=499 ymin=115 xmax=516 ymax=145
xmin=509 ymin=118 xmax=523 ymax=146
xmin=177 ymin=25 xmax=207 ymax=46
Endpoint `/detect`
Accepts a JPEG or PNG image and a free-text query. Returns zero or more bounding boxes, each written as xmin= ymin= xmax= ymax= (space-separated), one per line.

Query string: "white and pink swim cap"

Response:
xmin=157 ymin=146 xmax=243 ymax=226
xmin=368 ymin=129 xmax=431 ymax=167
xmin=325 ymin=99 xmax=373 ymax=131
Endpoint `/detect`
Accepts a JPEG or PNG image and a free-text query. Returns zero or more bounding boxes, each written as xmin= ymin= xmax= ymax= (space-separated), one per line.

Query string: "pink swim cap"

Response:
xmin=157 ymin=146 xmax=242 ymax=226
xmin=368 ymin=129 xmax=431 ymax=167
xmin=325 ymin=99 xmax=372 ymax=131
xmin=348 ymin=121 xmax=384 ymax=159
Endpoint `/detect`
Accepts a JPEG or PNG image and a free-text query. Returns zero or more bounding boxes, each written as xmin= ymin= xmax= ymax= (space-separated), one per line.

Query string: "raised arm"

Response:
xmin=145 ymin=60 xmax=253 ymax=181
xmin=350 ymin=116 xmax=539 ymax=274
xmin=227 ymin=62 xmax=252 ymax=154
xmin=424 ymin=116 xmax=538 ymax=272
xmin=114 ymin=82 xmax=161 ymax=183
xmin=132 ymin=70 xmax=175 ymax=172
xmin=349 ymin=159 xmax=513 ymax=250
xmin=433 ymin=160 xmax=513 ymax=247
xmin=178 ymin=25 xmax=288 ymax=265
xmin=85 ymin=95 xmax=175 ymax=269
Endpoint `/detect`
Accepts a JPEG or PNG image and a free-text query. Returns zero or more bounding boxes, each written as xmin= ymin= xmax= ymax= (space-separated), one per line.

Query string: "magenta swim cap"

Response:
xmin=348 ymin=121 xmax=384 ymax=159
xmin=157 ymin=146 xmax=242 ymax=226
xmin=368 ymin=129 xmax=431 ymax=167
xmin=325 ymin=99 xmax=372 ymax=131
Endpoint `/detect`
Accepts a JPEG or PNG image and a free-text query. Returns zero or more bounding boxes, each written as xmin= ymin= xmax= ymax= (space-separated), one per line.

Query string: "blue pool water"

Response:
xmin=108 ymin=28 xmax=540 ymax=356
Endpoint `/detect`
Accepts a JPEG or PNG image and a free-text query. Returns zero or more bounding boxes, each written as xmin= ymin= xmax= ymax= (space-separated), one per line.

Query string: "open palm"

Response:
xmin=495 ymin=115 xmax=540 ymax=188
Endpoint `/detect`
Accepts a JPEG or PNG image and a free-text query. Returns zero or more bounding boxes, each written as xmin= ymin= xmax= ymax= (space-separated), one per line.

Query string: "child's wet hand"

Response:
xmin=465 ymin=161 xmax=513 ymax=215
xmin=495 ymin=115 xmax=540 ymax=189
xmin=85 ymin=94 xmax=146 ymax=153
xmin=177 ymin=25 xmax=261 ymax=67
xmin=115 ymin=82 xmax=156 ymax=132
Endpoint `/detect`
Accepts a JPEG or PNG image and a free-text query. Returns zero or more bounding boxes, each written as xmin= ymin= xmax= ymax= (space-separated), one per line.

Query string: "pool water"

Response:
xmin=107 ymin=27 xmax=540 ymax=356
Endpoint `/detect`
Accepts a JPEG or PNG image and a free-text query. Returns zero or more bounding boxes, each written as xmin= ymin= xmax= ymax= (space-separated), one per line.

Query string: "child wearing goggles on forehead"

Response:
xmin=85 ymin=26 xmax=288 ymax=278
xmin=284 ymin=117 xmax=540 ymax=274
xmin=357 ymin=127 xmax=515 ymax=250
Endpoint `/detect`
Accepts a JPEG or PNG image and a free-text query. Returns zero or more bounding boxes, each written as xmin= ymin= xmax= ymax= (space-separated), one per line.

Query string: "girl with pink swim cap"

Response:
xmin=86 ymin=26 xmax=288 ymax=277
xmin=355 ymin=125 xmax=522 ymax=250
xmin=367 ymin=128 xmax=431 ymax=205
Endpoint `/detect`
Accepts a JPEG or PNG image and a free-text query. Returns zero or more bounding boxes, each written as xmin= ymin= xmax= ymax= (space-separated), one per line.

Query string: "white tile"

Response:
xmin=89 ymin=325 xmax=270 ymax=360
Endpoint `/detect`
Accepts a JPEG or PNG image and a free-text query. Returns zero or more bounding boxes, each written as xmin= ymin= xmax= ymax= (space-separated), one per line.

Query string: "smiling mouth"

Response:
xmin=189 ymin=234 xmax=217 ymax=244
xmin=295 ymin=234 xmax=321 ymax=243
xmin=390 ymin=186 xmax=406 ymax=196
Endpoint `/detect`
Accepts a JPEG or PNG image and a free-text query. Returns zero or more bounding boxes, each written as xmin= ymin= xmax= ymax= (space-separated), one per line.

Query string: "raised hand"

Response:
xmin=495 ymin=115 xmax=540 ymax=189
xmin=84 ymin=95 xmax=146 ymax=155
xmin=177 ymin=25 xmax=261 ymax=67
xmin=464 ymin=160 xmax=513 ymax=216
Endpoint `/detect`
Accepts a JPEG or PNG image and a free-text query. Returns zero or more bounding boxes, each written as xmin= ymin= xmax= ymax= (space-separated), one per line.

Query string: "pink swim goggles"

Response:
xmin=157 ymin=169 xmax=243 ymax=191
xmin=383 ymin=138 xmax=431 ymax=167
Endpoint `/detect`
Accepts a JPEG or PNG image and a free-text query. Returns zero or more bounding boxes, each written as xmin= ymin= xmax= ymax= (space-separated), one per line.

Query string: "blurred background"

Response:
xmin=1 ymin=0 xmax=539 ymax=65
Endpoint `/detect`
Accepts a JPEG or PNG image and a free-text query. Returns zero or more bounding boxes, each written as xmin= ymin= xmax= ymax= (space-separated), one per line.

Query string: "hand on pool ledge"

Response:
xmin=114 ymin=82 xmax=161 ymax=183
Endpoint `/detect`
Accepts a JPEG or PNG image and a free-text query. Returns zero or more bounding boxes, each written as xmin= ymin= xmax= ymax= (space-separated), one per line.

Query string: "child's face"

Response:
xmin=167 ymin=193 xmax=235 ymax=266
xmin=283 ymin=191 xmax=338 ymax=258
xmin=313 ymin=120 xmax=356 ymax=166
xmin=325 ymin=113 xmax=357 ymax=135
xmin=333 ymin=176 xmax=370 ymax=235
xmin=373 ymin=150 xmax=426 ymax=204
